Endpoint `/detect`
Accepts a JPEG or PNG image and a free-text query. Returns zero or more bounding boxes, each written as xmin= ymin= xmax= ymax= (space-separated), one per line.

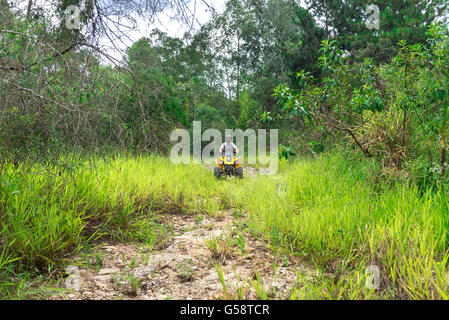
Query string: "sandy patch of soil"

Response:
xmin=53 ymin=210 xmax=312 ymax=300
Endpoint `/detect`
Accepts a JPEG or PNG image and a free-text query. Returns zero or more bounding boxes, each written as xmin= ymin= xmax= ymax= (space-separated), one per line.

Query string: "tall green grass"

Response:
xmin=1 ymin=152 xmax=449 ymax=299
xmin=244 ymin=152 xmax=449 ymax=299
xmin=0 ymin=154 xmax=245 ymax=297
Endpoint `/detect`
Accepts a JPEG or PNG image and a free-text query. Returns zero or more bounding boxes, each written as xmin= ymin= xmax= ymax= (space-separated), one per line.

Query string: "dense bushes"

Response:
xmin=274 ymin=24 xmax=449 ymax=188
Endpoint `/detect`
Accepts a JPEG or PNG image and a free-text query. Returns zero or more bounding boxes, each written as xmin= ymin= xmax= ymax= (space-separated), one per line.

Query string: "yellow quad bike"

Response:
xmin=215 ymin=156 xmax=243 ymax=179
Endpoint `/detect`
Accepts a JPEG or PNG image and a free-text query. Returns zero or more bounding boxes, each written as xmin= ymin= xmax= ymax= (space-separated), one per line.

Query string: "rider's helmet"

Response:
xmin=225 ymin=135 xmax=232 ymax=143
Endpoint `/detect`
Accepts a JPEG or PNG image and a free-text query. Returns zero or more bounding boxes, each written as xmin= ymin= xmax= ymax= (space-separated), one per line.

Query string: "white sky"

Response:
xmin=154 ymin=0 xmax=226 ymax=38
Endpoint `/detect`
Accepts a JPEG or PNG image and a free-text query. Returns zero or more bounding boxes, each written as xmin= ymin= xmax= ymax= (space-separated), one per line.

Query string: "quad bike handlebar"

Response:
xmin=221 ymin=149 xmax=238 ymax=157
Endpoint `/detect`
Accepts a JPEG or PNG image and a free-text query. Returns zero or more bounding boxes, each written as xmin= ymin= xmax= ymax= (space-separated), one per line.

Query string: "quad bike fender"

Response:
xmin=216 ymin=157 xmax=224 ymax=169
xmin=235 ymin=158 xmax=241 ymax=168
xmin=216 ymin=156 xmax=241 ymax=169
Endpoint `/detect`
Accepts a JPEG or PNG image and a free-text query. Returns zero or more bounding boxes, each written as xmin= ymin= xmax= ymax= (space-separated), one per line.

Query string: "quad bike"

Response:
xmin=214 ymin=155 xmax=243 ymax=179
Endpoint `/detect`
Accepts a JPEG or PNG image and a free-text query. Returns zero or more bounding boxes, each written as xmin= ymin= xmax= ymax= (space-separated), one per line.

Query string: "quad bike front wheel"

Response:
xmin=236 ymin=167 xmax=243 ymax=179
xmin=214 ymin=167 xmax=222 ymax=179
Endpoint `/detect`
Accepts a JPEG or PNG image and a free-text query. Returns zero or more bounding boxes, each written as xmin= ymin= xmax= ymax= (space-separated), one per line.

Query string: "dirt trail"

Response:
xmin=54 ymin=167 xmax=310 ymax=300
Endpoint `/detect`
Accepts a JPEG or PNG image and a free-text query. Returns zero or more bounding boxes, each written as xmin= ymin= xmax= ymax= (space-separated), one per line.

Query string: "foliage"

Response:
xmin=274 ymin=24 xmax=449 ymax=185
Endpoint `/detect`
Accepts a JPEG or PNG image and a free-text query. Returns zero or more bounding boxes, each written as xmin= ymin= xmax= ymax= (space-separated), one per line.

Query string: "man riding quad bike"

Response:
xmin=215 ymin=135 xmax=243 ymax=179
